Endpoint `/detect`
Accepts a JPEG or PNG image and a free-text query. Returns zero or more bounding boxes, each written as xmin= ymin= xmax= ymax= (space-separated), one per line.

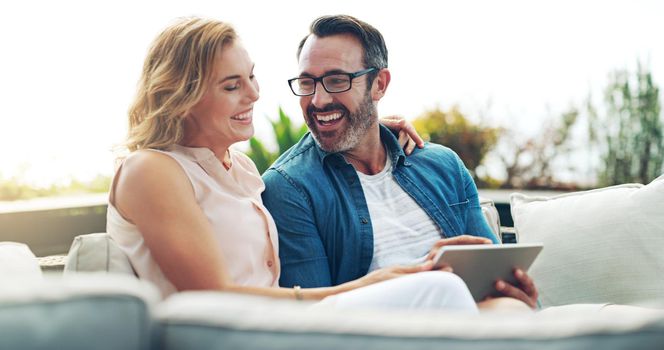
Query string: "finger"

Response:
xmin=495 ymin=280 xmax=537 ymax=308
xmin=398 ymin=130 xmax=409 ymax=148
xmin=431 ymin=239 xmax=447 ymax=249
xmin=380 ymin=116 xmax=405 ymax=130
xmin=427 ymin=250 xmax=446 ymax=262
xmin=405 ymin=138 xmax=416 ymax=155
xmin=402 ymin=260 xmax=433 ymax=273
xmin=513 ymin=269 xmax=538 ymax=299
xmin=426 ymin=239 xmax=450 ymax=260
xmin=401 ymin=122 xmax=425 ymax=148
xmin=444 ymin=235 xmax=493 ymax=245
xmin=435 ymin=264 xmax=453 ymax=273
xmin=418 ymin=260 xmax=434 ymax=271
xmin=426 ymin=248 xmax=437 ymax=261
xmin=392 ymin=263 xmax=425 ymax=275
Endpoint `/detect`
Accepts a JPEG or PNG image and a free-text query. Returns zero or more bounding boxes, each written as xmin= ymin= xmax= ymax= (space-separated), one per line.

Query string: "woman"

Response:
xmin=107 ymin=17 xmax=505 ymax=313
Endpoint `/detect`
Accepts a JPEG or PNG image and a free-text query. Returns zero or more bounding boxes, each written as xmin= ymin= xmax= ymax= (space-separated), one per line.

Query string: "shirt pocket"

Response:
xmin=448 ymin=199 xmax=470 ymax=224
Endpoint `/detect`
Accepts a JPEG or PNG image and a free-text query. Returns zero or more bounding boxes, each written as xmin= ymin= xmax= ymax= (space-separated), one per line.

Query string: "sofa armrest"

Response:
xmin=479 ymin=197 xmax=501 ymax=241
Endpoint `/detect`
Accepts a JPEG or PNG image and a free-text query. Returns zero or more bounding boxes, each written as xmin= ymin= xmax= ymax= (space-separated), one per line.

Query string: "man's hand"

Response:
xmin=425 ymin=235 xmax=493 ymax=262
xmin=379 ymin=115 xmax=425 ymax=155
xmin=493 ymin=268 xmax=539 ymax=309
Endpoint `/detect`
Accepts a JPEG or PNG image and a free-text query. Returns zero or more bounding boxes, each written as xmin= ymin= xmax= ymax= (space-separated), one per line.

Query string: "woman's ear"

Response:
xmin=371 ymin=68 xmax=391 ymax=101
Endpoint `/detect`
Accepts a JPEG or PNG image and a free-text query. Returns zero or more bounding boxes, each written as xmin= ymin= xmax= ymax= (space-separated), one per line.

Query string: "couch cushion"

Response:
xmin=0 ymin=273 xmax=159 ymax=350
xmin=64 ymin=232 xmax=135 ymax=275
xmin=511 ymin=174 xmax=664 ymax=307
xmin=155 ymin=291 xmax=664 ymax=350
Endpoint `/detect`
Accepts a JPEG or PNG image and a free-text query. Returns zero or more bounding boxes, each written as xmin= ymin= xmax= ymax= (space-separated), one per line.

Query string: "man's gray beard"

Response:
xmin=310 ymin=92 xmax=376 ymax=153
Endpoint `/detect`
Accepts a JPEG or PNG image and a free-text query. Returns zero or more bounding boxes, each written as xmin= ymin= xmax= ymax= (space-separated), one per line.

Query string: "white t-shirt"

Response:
xmin=357 ymin=154 xmax=442 ymax=272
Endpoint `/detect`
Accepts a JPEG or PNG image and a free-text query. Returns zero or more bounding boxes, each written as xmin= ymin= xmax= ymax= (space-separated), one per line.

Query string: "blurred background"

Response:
xmin=1 ymin=0 xmax=662 ymax=202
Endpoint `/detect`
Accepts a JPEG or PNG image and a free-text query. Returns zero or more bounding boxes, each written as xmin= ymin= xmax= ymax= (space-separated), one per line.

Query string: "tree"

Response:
xmin=496 ymin=108 xmax=580 ymax=189
xmin=588 ymin=63 xmax=663 ymax=186
xmin=412 ymin=106 xmax=500 ymax=180
xmin=245 ymin=107 xmax=308 ymax=174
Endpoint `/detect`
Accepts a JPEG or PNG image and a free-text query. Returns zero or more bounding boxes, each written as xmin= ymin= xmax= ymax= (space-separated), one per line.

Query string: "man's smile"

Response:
xmin=314 ymin=111 xmax=345 ymax=129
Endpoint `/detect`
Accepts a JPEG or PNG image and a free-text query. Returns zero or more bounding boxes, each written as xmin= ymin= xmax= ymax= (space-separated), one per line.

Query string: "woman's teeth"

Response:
xmin=231 ymin=111 xmax=252 ymax=120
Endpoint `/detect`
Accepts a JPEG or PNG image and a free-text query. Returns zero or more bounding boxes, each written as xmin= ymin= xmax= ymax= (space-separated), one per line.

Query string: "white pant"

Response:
xmin=316 ymin=271 xmax=479 ymax=314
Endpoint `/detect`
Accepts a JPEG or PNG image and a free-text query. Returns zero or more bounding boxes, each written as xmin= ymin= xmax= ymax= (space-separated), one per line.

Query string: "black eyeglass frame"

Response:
xmin=287 ymin=67 xmax=378 ymax=96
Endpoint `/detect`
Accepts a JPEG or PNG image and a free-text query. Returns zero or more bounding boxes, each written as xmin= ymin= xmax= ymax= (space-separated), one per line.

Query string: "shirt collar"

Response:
xmin=379 ymin=124 xmax=407 ymax=170
xmin=312 ymin=124 xmax=406 ymax=169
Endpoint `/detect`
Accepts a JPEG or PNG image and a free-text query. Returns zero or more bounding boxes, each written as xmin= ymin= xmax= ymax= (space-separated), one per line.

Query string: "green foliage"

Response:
xmin=413 ymin=106 xmax=500 ymax=178
xmin=588 ymin=63 xmax=663 ymax=186
xmin=0 ymin=174 xmax=111 ymax=201
xmin=246 ymin=107 xmax=308 ymax=174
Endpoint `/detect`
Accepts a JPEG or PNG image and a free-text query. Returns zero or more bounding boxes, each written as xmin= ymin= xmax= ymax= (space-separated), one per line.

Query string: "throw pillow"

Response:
xmin=64 ymin=232 xmax=135 ymax=275
xmin=510 ymin=175 xmax=664 ymax=307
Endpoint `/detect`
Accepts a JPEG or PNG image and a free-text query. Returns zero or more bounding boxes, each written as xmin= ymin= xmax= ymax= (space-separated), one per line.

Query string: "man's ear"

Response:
xmin=371 ymin=68 xmax=391 ymax=101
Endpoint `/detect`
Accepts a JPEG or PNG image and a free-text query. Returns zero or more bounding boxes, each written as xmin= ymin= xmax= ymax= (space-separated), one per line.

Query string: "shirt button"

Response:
xmin=267 ymin=260 xmax=273 ymax=267
xmin=360 ymin=217 xmax=368 ymax=224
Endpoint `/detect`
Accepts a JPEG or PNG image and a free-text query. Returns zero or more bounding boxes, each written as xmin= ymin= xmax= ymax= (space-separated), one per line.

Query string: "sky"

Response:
xmin=1 ymin=0 xmax=662 ymax=187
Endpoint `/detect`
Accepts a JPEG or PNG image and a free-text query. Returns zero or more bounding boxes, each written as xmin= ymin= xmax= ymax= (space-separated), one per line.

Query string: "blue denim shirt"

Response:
xmin=262 ymin=125 xmax=499 ymax=288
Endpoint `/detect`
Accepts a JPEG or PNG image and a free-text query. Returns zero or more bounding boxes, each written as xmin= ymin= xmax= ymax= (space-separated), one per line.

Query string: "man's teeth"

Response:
xmin=316 ymin=112 xmax=342 ymax=122
xmin=232 ymin=111 xmax=251 ymax=120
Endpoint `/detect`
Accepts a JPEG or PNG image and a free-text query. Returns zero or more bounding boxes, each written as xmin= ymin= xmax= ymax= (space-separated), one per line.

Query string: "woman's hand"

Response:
xmin=355 ymin=260 xmax=434 ymax=289
xmin=379 ymin=115 xmax=425 ymax=155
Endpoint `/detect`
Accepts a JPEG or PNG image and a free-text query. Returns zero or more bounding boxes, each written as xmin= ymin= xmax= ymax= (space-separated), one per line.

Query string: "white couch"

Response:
xmin=1 ymin=175 xmax=663 ymax=349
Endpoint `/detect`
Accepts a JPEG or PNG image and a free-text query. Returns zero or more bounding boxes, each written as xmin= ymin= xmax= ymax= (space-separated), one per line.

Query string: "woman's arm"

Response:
xmin=115 ymin=151 xmax=232 ymax=290
xmin=228 ymin=261 xmax=434 ymax=300
xmin=114 ymin=150 xmax=433 ymax=300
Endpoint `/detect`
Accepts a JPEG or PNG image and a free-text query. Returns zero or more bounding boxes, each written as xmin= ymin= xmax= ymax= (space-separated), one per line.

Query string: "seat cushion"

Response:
xmin=511 ymin=174 xmax=664 ymax=307
xmin=155 ymin=291 xmax=664 ymax=350
xmin=0 ymin=274 xmax=159 ymax=350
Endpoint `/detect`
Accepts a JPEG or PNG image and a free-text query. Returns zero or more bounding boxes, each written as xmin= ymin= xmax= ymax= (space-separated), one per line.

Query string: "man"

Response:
xmin=262 ymin=15 xmax=538 ymax=307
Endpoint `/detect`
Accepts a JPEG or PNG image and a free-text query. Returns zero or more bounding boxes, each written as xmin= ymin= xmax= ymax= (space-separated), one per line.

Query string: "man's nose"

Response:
xmin=311 ymin=82 xmax=333 ymax=108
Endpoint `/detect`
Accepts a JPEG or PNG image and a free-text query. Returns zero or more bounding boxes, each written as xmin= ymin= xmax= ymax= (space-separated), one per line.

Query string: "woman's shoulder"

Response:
xmin=123 ymin=149 xmax=181 ymax=172
xmin=118 ymin=149 xmax=190 ymax=190
xmin=113 ymin=149 xmax=193 ymax=222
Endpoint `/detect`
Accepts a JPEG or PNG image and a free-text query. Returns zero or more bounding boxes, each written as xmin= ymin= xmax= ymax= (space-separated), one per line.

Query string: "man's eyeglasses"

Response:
xmin=288 ymin=67 xmax=377 ymax=96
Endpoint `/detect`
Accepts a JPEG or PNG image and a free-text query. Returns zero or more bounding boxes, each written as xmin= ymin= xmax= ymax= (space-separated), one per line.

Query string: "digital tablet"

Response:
xmin=431 ymin=243 xmax=543 ymax=302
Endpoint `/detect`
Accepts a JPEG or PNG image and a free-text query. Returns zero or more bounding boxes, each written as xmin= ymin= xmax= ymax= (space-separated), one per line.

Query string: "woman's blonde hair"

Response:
xmin=126 ymin=17 xmax=237 ymax=151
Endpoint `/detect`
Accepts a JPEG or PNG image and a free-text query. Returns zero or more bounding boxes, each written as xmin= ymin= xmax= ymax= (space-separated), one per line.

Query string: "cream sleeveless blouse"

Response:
xmin=107 ymin=145 xmax=280 ymax=297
